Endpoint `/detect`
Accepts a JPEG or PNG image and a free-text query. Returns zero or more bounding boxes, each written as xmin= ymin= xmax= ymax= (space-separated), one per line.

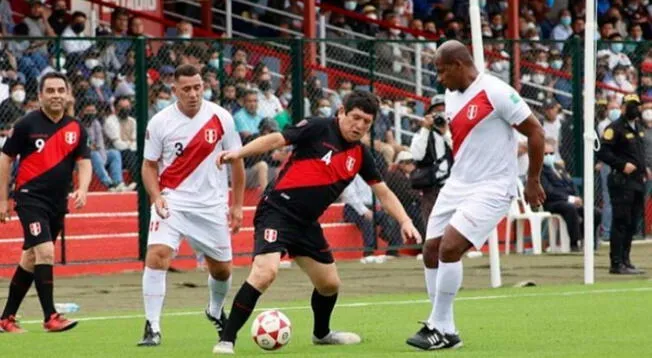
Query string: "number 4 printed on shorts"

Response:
xmin=149 ymin=221 xmax=160 ymax=232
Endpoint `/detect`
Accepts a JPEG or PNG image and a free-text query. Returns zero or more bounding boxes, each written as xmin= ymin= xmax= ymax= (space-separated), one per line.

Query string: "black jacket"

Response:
xmin=597 ymin=118 xmax=646 ymax=191
xmin=541 ymin=165 xmax=576 ymax=205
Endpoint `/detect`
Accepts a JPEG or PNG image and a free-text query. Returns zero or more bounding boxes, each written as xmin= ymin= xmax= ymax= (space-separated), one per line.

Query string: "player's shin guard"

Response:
xmin=430 ymin=261 xmax=462 ymax=334
xmin=143 ymin=267 xmax=167 ymax=332
xmin=208 ymin=275 xmax=231 ymax=318
xmin=2 ymin=265 xmax=34 ymax=319
xmin=33 ymin=264 xmax=55 ymax=321
xmin=220 ymin=281 xmax=261 ymax=343
xmin=311 ymin=289 xmax=338 ymax=339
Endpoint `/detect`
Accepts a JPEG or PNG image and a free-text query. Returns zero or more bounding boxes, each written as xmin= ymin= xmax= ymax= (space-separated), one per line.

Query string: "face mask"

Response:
xmin=85 ymin=59 xmax=99 ymax=69
xmin=643 ymin=109 xmax=652 ymax=121
xmin=318 ymin=106 xmax=332 ymax=117
xmin=480 ymin=0 xmax=487 ymax=7
xmin=344 ymin=1 xmax=357 ymax=11
xmin=608 ymin=108 xmax=621 ymax=121
xmin=90 ymin=77 xmax=105 ymax=88
xmin=614 ymin=74 xmax=627 ymax=85
xmin=258 ymin=80 xmax=271 ymax=92
xmin=179 ymin=33 xmax=192 ymax=39
xmin=492 ymin=24 xmax=503 ymax=31
xmin=203 ymin=89 xmax=213 ymax=100
xmin=366 ymin=13 xmax=377 ymax=20
xmin=155 ymin=98 xmax=171 ymax=112
xmin=380 ymin=106 xmax=391 ymax=117
xmin=339 ymin=89 xmax=351 ymax=98
xmin=482 ymin=30 xmax=492 ymax=37
xmin=560 ymin=16 xmax=572 ymax=27
xmin=71 ymin=22 xmax=85 ymax=34
xmin=390 ymin=28 xmax=401 ymax=36
xmin=208 ymin=58 xmax=220 ymax=69
xmin=530 ymin=36 xmax=540 ymax=41
xmin=491 ymin=61 xmax=504 ymax=72
xmin=54 ymin=9 xmax=66 ymax=17
xmin=394 ymin=6 xmax=405 ymax=15
xmin=532 ymin=74 xmax=546 ymax=84
xmin=611 ymin=43 xmax=623 ymax=53
xmin=82 ymin=114 xmax=96 ymax=122
xmin=118 ymin=108 xmax=131 ymax=119
xmin=543 ymin=154 xmax=556 ymax=167
xmin=625 ymin=104 xmax=641 ymax=121
xmin=53 ymin=57 xmax=66 ymax=68
xmin=499 ymin=1 xmax=508 ymax=10
xmin=11 ymin=90 xmax=25 ymax=103
xmin=551 ymin=59 xmax=563 ymax=70
xmin=292 ymin=20 xmax=302 ymax=29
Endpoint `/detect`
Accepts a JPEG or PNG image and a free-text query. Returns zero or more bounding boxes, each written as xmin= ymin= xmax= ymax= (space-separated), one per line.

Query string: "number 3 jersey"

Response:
xmin=262 ymin=118 xmax=382 ymax=224
xmin=1 ymin=110 xmax=90 ymax=212
xmin=144 ymin=101 xmax=242 ymax=211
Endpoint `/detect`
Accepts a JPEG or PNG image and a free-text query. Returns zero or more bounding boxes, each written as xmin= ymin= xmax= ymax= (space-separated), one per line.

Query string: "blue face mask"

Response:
xmin=155 ymin=99 xmax=171 ymax=112
xmin=611 ymin=43 xmax=624 ymax=53
xmin=208 ymin=58 xmax=220 ymax=69
xmin=551 ymin=59 xmax=563 ymax=70
xmin=203 ymin=89 xmax=213 ymax=100
xmin=608 ymin=108 xmax=621 ymax=121
xmin=560 ymin=16 xmax=571 ymax=27
xmin=543 ymin=154 xmax=556 ymax=167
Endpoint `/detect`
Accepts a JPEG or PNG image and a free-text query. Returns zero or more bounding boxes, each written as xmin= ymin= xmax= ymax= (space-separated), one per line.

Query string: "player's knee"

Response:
xmin=422 ymin=239 xmax=440 ymax=268
xmin=145 ymin=245 xmax=173 ymax=270
xmin=438 ymin=238 xmax=466 ymax=262
xmin=208 ymin=264 xmax=231 ymax=281
xmin=316 ymin=276 xmax=340 ymax=296
xmin=33 ymin=243 xmax=55 ymax=264
xmin=19 ymin=250 xmax=36 ymax=271
xmin=248 ymin=265 xmax=277 ymax=292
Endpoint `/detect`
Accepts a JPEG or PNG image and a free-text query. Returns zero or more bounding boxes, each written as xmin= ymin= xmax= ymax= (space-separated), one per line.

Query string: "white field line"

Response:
xmin=20 ymin=286 xmax=652 ymax=325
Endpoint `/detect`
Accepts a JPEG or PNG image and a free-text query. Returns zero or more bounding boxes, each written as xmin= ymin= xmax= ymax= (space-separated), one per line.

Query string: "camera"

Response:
xmin=433 ymin=113 xmax=447 ymax=127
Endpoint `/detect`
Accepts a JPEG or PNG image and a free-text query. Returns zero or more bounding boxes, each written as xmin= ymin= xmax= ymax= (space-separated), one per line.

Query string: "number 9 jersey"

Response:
xmin=144 ymin=101 xmax=242 ymax=211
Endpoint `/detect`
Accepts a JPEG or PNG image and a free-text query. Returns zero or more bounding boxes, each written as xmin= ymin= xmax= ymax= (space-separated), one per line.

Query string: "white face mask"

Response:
xmin=491 ymin=61 xmax=504 ymax=72
xmin=85 ymin=59 xmax=99 ymax=69
xmin=608 ymin=108 xmax=621 ymax=121
xmin=203 ymin=89 xmax=212 ymax=100
xmin=394 ymin=6 xmax=405 ymax=15
xmin=614 ymin=74 xmax=627 ymax=85
xmin=532 ymin=74 xmax=546 ymax=84
xmin=11 ymin=90 xmax=25 ymax=103
xmin=90 ymin=77 xmax=105 ymax=88
xmin=344 ymin=1 xmax=357 ymax=11
xmin=643 ymin=109 xmax=652 ymax=121
xmin=318 ymin=106 xmax=332 ymax=117
xmin=339 ymin=89 xmax=351 ymax=98
xmin=366 ymin=13 xmax=377 ymax=20
xmin=179 ymin=33 xmax=192 ymax=39
xmin=390 ymin=28 xmax=401 ymax=36
xmin=543 ymin=154 xmax=556 ymax=167
xmin=551 ymin=59 xmax=563 ymax=70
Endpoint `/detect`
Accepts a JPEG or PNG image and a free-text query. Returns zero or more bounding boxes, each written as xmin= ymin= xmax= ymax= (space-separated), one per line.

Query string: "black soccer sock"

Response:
xmin=33 ymin=264 xmax=56 ymax=321
xmin=1 ymin=265 xmax=34 ymax=319
xmin=311 ymin=289 xmax=338 ymax=339
xmin=221 ymin=281 xmax=262 ymax=343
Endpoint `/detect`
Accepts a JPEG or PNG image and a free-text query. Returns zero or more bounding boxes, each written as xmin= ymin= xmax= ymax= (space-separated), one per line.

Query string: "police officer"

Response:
xmin=597 ymin=94 xmax=646 ymax=275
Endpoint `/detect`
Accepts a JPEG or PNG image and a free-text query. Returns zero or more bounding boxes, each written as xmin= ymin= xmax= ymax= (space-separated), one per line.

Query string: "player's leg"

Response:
xmin=203 ymin=256 xmax=231 ymax=333
xmin=0 ymin=248 xmax=35 ymax=333
xmin=138 ymin=211 xmax=182 ymax=346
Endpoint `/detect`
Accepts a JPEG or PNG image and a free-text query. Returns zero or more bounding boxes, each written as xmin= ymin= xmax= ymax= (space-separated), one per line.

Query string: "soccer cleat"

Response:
xmin=137 ymin=320 xmax=161 ymax=346
xmin=212 ymin=341 xmax=235 ymax=354
xmin=43 ymin=313 xmax=78 ymax=333
xmin=205 ymin=307 xmax=228 ymax=339
xmin=0 ymin=315 xmax=27 ymax=333
xmin=312 ymin=330 xmax=362 ymax=345
xmin=406 ymin=323 xmax=463 ymax=351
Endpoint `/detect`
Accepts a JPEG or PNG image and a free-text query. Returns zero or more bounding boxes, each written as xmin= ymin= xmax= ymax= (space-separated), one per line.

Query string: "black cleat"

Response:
xmin=137 ymin=321 xmax=161 ymax=347
xmin=205 ymin=307 xmax=228 ymax=339
xmin=609 ymin=264 xmax=644 ymax=275
xmin=406 ymin=322 xmax=463 ymax=351
xmin=624 ymin=261 xmax=645 ymax=274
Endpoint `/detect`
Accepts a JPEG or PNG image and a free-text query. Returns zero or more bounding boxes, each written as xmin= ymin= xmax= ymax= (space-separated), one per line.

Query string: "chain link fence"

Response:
xmin=0 ymin=37 xmax=650 ymax=267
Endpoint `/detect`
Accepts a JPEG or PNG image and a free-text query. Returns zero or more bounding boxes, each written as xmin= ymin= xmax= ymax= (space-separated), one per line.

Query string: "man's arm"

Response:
xmin=219 ymin=132 xmax=286 ymax=166
xmin=515 ymin=115 xmax=546 ymax=206
xmin=371 ymin=181 xmax=422 ymax=243
xmin=0 ymin=153 xmax=14 ymax=222
xmin=142 ymin=159 xmax=162 ymax=202
xmin=76 ymin=159 xmax=92 ymax=193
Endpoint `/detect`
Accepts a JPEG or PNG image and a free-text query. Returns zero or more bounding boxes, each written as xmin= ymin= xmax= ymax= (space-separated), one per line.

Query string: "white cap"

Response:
xmin=395 ymin=151 xmax=414 ymax=163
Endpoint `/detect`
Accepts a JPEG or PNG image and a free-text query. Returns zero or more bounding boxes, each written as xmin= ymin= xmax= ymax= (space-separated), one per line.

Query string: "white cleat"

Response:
xmin=312 ymin=331 xmax=362 ymax=345
xmin=212 ymin=341 xmax=235 ymax=354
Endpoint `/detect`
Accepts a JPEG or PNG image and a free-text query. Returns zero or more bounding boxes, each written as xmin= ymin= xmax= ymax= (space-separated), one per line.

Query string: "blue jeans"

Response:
xmin=343 ymin=204 xmax=402 ymax=256
xmin=600 ymin=164 xmax=612 ymax=238
xmin=90 ymin=149 xmax=123 ymax=187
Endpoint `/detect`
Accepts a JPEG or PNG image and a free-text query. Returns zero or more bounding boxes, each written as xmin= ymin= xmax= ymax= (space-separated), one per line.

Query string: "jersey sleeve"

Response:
xmin=1 ymin=119 xmax=26 ymax=158
xmin=281 ymin=119 xmax=324 ymax=146
xmin=220 ymin=109 xmax=243 ymax=151
xmin=492 ymin=81 xmax=532 ymax=126
xmin=143 ymin=118 xmax=163 ymax=161
xmin=75 ymin=124 xmax=91 ymax=160
xmin=359 ymin=145 xmax=382 ymax=185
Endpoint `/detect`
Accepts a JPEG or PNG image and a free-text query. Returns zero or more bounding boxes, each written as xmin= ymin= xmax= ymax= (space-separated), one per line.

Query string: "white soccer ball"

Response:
xmin=251 ymin=310 xmax=292 ymax=350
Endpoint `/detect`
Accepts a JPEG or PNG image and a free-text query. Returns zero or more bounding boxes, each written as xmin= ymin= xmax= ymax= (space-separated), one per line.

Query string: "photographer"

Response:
xmin=409 ymin=95 xmax=453 ymax=224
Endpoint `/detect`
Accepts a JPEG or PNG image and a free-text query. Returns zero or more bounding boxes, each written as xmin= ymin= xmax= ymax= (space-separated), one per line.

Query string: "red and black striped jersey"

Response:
xmin=2 ymin=110 xmax=90 ymax=212
xmin=262 ymin=118 xmax=382 ymax=224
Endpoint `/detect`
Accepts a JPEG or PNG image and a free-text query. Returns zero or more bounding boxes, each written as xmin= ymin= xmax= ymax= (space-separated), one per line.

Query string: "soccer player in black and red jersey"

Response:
xmin=212 ymin=90 xmax=422 ymax=354
xmin=0 ymin=72 xmax=92 ymax=333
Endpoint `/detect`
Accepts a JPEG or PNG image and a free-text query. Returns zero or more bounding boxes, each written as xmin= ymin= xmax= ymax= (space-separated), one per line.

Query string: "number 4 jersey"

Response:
xmin=1 ymin=110 xmax=90 ymax=213
xmin=144 ymin=101 xmax=242 ymax=211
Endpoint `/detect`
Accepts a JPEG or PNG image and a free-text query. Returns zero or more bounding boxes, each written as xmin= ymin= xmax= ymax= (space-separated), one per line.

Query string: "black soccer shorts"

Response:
xmin=16 ymin=206 xmax=64 ymax=250
xmin=253 ymin=204 xmax=334 ymax=264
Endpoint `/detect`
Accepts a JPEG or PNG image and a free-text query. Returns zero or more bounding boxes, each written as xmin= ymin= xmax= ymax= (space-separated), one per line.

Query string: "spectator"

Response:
xmin=385 ymin=151 xmax=426 ymax=236
xmin=342 ymin=175 xmax=402 ymax=263
xmin=84 ymin=66 xmax=113 ymax=104
xmin=540 ymin=98 xmax=563 ymax=150
xmin=148 ymin=84 xmax=173 ymax=117
xmin=109 ymin=7 xmax=131 ymax=62
xmin=233 ymin=89 xmax=263 ymax=140
xmin=221 ymin=80 xmax=240 ymax=114
xmin=328 ymin=79 xmax=353 ymax=113
xmin=0 ymin=81 xmax=26 ymax=126
xmin=23 ymin=95 xmax=39 ymax=114
xmin=48 ymin=0 xmax=69 ymax=36
xmin=230 ymin=61 xmax=248 ymax=82
xmin=39 ymin=54 xmax=67 ymax=80
xmin=80 ymin=100 xmax=134 ymax=192
xmin=595 ymin=99 xmax=613 ymax=240
xmin=312 ymin=97 xmax=333 ymax=119
xmin=127 ymin=16 xmax=145 ymax=36
xmin=541 ymin=141 xmax=601 ymax=252
xmin=241 ymin=119 xmax=280 ymax=190
xmin=62 ymin=12 xmax=92 ymax=55
xmin=604 ymin=65 xmax=635 ymax=104
xmin=256 ymin=73 xmax=283 ymax=119
xmin=597 ymin=33 xmax=632 ymax=70
xmin=9 ymin=23 xmax=48 ymax=88
xmin=0 ymin=0 xmax=15 ymax=35
xmin=104 ymin=96 xmax=138 ymax=182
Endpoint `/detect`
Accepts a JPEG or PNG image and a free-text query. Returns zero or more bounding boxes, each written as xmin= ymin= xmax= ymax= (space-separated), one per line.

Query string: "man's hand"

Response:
xmin=400 ymin=220 xmax=422 ymax=244
xmin=153 ymin=196 xmax=169 ymax=219
xmin=70 ymin=190 xmax=87 ymax=209
xmin=524 ymin=177 xmax=546 ymax=208
xmin=623 ymin=162 xmax=637 ymax=174
xmin=0 ymin=199 xmax=9 ymax=223
xmin=595 ymin=162 xmax=603 ymax=171
xmin=229 ymin=205 xmax=243 ymax=234
xmin=216 ymin=150 xmax=241 ymax=169
xmin=421 ymin=114 xmax=434 ymax=129
xmin=573 ymin=197 xmax=583 ymax=207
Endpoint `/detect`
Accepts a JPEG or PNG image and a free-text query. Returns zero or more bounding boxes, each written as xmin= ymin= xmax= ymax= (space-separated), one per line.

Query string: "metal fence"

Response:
xmin=0 ymin=37 xmax=649 ymax=267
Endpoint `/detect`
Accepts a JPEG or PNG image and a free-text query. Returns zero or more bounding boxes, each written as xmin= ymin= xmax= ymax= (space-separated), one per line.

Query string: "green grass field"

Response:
xmin=5 ymin=280 xmax=651 ymax=357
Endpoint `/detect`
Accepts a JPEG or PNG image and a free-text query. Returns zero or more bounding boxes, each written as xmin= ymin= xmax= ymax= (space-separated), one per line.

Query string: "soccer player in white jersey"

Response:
xmin=137 ymin=64 xmax=246 ymax=346
xmin=406 ymin=40 xmax=546 ymax=350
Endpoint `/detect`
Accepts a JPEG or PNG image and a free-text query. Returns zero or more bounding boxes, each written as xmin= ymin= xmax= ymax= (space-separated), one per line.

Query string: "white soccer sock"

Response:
xmin=143 ymin=267 xmax=167 ymax=333
xmin=424 ymin=267 xmax=438 ymax=305
xmin=429 ymin=260 xmax=462 ymax=334
xmin=208 ymin=275 xmax=232 ymax=318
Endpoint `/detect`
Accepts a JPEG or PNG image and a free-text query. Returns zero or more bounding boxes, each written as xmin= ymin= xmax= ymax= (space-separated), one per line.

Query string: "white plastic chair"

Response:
xmin=547 ymin=214 xmax=571 ymax=253
xmin=504 ymin=181 xmax=553 ymax=255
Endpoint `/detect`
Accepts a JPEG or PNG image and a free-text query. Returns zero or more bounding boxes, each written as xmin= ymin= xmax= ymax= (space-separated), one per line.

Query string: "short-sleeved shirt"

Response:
xmin=144 ymin=101 xmax=242 ymax=212
xmin=261 ymin=118 xmax=382 ymax=224
xmin=2 ymin=110 xmax=90 ymax=213
xmin=233 ymin=108 xmax=262 ymax=135
xmin=444 ymin=73 xmax=532 ymax=195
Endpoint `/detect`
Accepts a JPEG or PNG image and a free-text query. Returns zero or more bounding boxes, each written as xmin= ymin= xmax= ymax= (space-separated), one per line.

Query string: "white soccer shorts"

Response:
xmin=426 ymin=180 xmax=512 ymax=249
xmin=147 ymin=205 xmax=232 ymax=262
